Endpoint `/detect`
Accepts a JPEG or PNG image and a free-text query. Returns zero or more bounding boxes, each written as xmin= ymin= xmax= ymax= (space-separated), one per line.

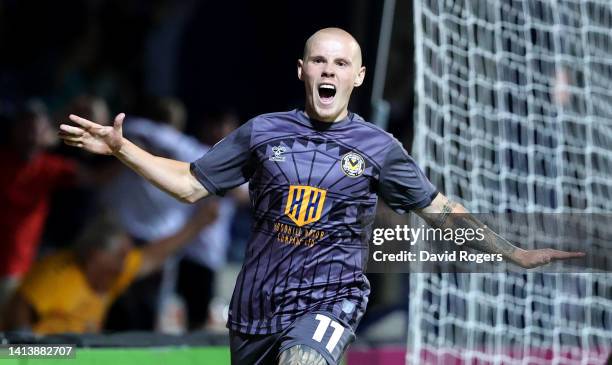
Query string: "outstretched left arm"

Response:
xmin=415 ymin=193 xmax=585 ymax=268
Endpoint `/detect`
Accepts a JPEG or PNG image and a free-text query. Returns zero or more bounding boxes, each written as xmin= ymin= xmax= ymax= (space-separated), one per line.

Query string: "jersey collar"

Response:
xmin=294 ymin=109 xmax=354 ymax=130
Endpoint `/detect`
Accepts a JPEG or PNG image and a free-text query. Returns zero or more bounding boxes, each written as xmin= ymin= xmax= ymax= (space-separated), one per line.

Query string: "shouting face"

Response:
xmin=298 ymin=28 xmax=366 ymax=122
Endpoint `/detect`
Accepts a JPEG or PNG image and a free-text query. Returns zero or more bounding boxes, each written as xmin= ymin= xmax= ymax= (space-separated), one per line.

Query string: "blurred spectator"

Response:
xmin=194 ymin=109 xmax=239 ymax=147
xmin=65 ymin=94 xmax=111 ymax=124
xmin=43 ymin=95 xmax=118 ymax=247
xmin=2 ymin=204 xmax=217 ymax=335
xmin=179 ymin=111 xmax=249 ymax=330
xmin=0 ymin=100 xmax=77 ymax=324
xmin=141 ymin=96 xmax=187 ymax=131
xmin=102 ymin=108 xmax=244 ymax=331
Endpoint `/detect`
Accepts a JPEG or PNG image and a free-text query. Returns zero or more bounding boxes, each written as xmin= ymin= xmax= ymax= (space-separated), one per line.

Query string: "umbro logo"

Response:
xmin=270 ymin=145 xmax=287 ymax=162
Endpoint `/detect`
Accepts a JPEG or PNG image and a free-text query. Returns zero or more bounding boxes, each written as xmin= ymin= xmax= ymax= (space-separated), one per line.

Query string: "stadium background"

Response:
xmin=0 ymin=0 xmax=610 ymax=364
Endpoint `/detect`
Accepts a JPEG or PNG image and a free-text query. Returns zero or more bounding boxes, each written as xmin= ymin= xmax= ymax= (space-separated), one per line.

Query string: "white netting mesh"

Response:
xmin=409 ymin=0 xmax=612 ymax=364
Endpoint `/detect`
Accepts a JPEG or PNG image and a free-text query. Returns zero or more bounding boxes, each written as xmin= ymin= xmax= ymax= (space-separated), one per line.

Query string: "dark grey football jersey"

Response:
xmin=191 ymin=109 xmax=437 ymax=334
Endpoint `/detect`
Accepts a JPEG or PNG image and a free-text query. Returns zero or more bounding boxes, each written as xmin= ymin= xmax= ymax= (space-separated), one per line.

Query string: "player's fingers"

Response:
xmin=63 ymin=139 xmax=84 ymax=148
xmin=59 ymin=124 xmax=84 ymax=135
xmin=68 ymin=114 xmax=97 ymax=129
xmin=551 ymin=251 xmax=586 ymax=260
xmin=113 ymin=113 xmax=125 ymax=130
xmin=58 ymin=133 xmax=82 ymax=142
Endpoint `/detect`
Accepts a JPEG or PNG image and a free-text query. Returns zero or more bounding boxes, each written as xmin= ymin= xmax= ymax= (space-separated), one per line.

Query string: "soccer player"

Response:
xmin=59 ymin=28 xmax=584 ymax=365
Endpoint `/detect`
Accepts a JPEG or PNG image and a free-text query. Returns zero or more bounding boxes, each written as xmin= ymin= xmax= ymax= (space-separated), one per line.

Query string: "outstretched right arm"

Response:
xmin=59 ymin=113 xmax=208 ymax=203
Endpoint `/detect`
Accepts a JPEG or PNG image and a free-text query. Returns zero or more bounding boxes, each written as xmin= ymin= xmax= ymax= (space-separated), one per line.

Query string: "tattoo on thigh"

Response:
xmin=278 ymin=345 xmax=327 ymax=365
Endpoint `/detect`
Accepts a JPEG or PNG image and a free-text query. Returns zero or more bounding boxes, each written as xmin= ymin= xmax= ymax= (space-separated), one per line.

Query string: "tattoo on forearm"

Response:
xmin=436 ymin=200 xmax=457 ymax=227
xmin=428 ymin=201 xmax=518 ymax=258
xmin=278 ymin=345 xmax=327 ymax=365
xmin=450 ymin=214 xmax=517 ymax=257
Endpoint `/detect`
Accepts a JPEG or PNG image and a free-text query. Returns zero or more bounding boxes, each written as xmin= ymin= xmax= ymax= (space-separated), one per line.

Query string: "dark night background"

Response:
xmin=0 ymin=0 xmax=415 ymax=143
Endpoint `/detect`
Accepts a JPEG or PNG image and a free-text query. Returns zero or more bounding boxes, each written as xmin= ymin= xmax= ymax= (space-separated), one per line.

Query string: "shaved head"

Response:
xmin=303 ymin=28 xmax=363 ymax=67
xmin=298 ymin=27 xmax=366 ymax=122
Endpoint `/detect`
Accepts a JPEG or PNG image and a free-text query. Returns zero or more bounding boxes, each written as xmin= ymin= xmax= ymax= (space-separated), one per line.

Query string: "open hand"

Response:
xmin=513 ymin=248 xmax=585 ymax=269
xmin=58 ymin=113 xmax=125 ymax=155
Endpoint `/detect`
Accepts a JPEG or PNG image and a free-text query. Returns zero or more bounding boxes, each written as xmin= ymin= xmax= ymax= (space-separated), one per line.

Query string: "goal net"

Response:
xmin=410 ymin=0 xmax=612 ymax=364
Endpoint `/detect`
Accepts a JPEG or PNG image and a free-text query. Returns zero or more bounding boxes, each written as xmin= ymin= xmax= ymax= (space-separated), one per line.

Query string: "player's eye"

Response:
xmin=336 ymin=60 xmax=349 ymax=67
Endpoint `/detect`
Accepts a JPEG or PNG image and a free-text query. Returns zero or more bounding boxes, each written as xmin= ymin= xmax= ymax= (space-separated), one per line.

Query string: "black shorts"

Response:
xmin=230 ymin=311 xmax=355 ymax=365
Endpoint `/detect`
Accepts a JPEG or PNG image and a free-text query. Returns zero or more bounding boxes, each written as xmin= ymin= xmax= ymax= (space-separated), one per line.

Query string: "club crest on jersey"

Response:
xmin=284 ymin=185 xmax=327 ymax=227
xmin=269 ymin=145 xmax=287 ymax=162
xmin=341 ymin=152 xmax=365 ymax=177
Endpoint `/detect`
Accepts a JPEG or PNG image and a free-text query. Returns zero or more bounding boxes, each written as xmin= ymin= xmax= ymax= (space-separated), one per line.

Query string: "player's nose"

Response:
xmin=321 ymin=65 xmax=335 ymax=78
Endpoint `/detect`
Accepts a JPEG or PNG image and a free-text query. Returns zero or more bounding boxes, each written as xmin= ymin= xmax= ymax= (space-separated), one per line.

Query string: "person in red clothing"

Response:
xmin=0 ymin=101 xmax=78 ymax=323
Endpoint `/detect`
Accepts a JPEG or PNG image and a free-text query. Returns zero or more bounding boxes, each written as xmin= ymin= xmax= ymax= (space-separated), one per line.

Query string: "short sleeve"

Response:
xmin=377 ymin=141 xmax=438 ymax=214
xmin=190 ymin=120 xmax=254 ymax=196
xmin=109 ymin=249 xmax=143 ymax=300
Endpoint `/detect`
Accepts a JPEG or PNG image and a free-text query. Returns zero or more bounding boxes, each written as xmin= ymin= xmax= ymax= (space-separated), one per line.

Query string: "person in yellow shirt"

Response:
xmin=2 ymin=201 xmax=218 ymax=334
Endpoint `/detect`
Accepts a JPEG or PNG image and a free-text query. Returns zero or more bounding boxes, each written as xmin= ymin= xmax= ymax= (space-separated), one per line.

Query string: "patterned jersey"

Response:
xmin=191 ymin=109 xmax=437 ymax=334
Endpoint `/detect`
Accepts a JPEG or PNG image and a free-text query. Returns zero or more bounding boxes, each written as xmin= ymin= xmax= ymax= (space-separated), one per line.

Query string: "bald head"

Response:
xmin=298 ymin=27 xmax=366 ymax=122
xmin=303 ymin=28 xmax=363 ymax=67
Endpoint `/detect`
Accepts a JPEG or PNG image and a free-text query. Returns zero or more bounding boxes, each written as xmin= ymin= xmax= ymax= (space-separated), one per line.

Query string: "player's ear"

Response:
xmin=297 ymin=59 xmax=304 ymax=81
xmin=354 ymin=66 xmax=366 ymax=87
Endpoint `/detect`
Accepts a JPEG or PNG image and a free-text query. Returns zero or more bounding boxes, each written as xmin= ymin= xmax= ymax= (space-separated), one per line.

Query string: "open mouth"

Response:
xmin=318 ymin=84 xmax=336 ymax=105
